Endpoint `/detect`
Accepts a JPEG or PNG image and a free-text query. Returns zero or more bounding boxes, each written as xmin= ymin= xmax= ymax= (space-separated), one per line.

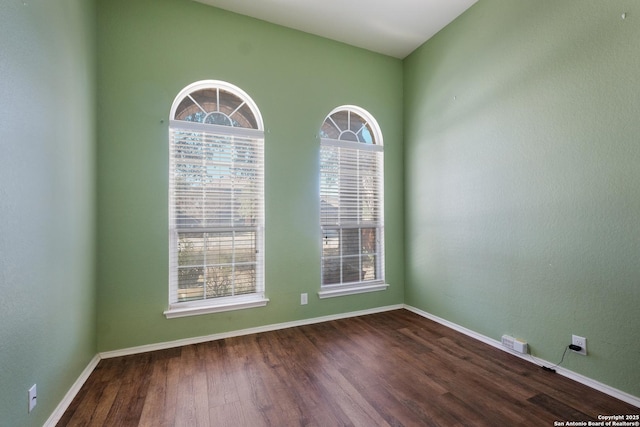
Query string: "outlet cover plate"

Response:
xmin=28 ymin=384 xmax=37 ymax=412
xmin=571 ymin=335 xmax=587 ymax=355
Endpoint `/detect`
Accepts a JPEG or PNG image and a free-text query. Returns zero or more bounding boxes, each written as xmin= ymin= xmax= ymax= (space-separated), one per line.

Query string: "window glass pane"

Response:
xmin=361 ymin=254 xmax=376 ymax=281
xmin=235 ymin=265 xmax=256 ymax=295
xmin=330 ymin=110 xmax=349 ymax=133
xmin=218 ymin=89 xmax=243 ymax=115
xmin=178 ymin=233 xmax=204 ymax=266
xmin=342 ymin=254 xmax=361 ymax=283
xmin=322 ymin=228 xmax=340 ymax=285
xmin=234 ymin=231 xmax=256 ymax=264
xmin=347 ymin=113 xmax=370 ymax=143
xmin=320 ymin=120 xmax=340 ymax=139
xmin=322 ymin=257 xmax=341 ymax=285
xmin=205 ymin=266 xmax=232 ymax=298
xmin=175 ymin=97 xmax=203 ymax=122
xmin=361 ymin=228 xmax=377 ymax=254
xmin=357 ymin=124 xmax=374 ymax=144
xmin=341 ymin=131 xmax=359 ymax=142
xmin=342 ymin=228 xmax=360 ymax=256
xmin=190 ymin=89 xmax=218 ymax=114
xmin=322 ymin=229 xmax=340 ymax=254
xmin=232 ymin=103 xmax=258 ymax=129
xmin=177 ymin=266 xmax=204 ymax=302
xmin=205 ymin=232 xmax=232 ymax=266
xmin=361 ymin=228 xmax=377 ymax=281
xmin=205 ymin=112 xmax=233 ymax=126
xmin=176 ymin=231 xmax=258 ymax=299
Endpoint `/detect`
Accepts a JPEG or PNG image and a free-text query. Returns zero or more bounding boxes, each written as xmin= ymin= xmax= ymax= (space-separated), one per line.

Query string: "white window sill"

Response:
xmin=164 ymin=296 xmax=269 ymax=319
xmin=318 ymin=283 xmax=389 ymax=299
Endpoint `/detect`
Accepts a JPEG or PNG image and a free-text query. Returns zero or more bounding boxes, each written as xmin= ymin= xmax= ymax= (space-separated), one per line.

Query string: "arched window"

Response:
xmin=319 ymin=106 xmax=387 ymax=298
xmin=165 ymin=80 xmax=267 ymax=318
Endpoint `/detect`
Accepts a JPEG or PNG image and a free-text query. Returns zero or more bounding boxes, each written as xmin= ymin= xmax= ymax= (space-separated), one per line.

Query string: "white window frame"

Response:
xmin=164 ymin=80 xmax=268 ymax=318
xmin=318 ymin=105 xmax=388 ymax=299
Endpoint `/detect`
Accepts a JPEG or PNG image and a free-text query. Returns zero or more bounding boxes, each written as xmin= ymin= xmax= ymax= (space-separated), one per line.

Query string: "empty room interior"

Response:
xmin=1 ymin=0 xmax=639 ymax=425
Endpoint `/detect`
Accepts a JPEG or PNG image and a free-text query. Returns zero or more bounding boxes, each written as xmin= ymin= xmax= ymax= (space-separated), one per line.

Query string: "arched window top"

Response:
xmin=170 ymin=80 xmax=263 ymax=130
xmin=320 ymin=105 xmax=383 ymax=146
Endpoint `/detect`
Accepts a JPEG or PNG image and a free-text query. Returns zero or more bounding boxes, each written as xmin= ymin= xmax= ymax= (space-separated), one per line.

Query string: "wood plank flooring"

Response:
xmin=58 ymin=309 xmax=638 ymax=426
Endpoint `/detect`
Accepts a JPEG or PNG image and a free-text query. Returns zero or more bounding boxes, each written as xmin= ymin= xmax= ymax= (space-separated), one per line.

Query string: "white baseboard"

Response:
xmin=44 ymin=354 xmax=101 ymax=427
xmin=100 ymin=304 xmax=404 ymax=359
xmin=404 ymin=304 xmax=640 ymax=409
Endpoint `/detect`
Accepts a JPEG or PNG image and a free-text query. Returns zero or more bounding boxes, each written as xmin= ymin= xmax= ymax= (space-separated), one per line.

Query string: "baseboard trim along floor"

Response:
xmin=44 ymin=354 xmax=101 ymax=427
xmin=404 ymin=305 xmax=640 ymax=408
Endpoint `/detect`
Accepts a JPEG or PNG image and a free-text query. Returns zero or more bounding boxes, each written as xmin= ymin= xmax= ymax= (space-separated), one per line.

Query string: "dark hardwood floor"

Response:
xmin=58 ymin=309 xmax=638 ymax=426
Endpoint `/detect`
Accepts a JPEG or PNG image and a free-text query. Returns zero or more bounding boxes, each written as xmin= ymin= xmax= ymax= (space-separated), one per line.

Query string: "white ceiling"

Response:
xmin=193 ymin=0 xmax=478 ymax=59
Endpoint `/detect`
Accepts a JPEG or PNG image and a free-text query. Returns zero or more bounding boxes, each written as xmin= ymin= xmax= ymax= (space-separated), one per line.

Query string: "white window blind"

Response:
xmin=320 ymin=107 xmax=385 ymax=289
xmin=167 ymin=81 xmax=265 ymax=314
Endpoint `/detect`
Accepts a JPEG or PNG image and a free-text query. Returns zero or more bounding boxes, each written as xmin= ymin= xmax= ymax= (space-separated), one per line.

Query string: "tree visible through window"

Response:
xmin=320 ymin=106 xmax=385 ymax=291
xmin=167 ymin=81 xmax=266 ymax=316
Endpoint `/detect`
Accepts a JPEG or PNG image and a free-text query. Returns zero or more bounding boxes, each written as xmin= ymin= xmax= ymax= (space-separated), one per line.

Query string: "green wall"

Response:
xmin=0 ymin=0 xmax=97 ymax=426
xmin=404 ymin=0 xmax=640 ymax=397
xmin=96 ymin=0 xmax=404 ymax=352
xmin=3 ymin=1 xmax=637 ymax=423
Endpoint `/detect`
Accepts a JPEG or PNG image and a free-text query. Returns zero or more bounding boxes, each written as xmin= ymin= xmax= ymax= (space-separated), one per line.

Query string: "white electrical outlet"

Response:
xmin=28 ymin=384 xmax=37 ymax=412
xmin=571 ymin=335 xmax=587 ymax=356
xmin=300 ymin=293 xmax=308 ymax=305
